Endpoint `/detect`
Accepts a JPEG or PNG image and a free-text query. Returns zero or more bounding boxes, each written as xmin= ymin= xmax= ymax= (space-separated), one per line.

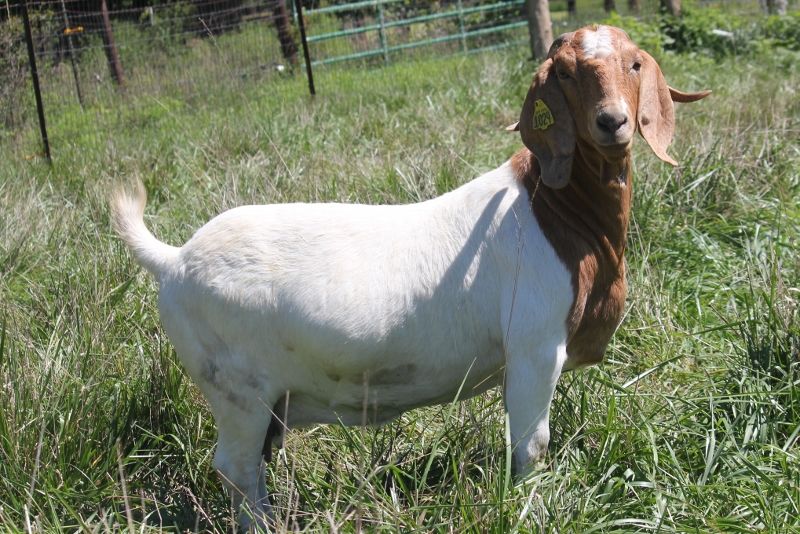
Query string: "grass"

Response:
xmin=2 ymin=13 xmax=800 ymax=534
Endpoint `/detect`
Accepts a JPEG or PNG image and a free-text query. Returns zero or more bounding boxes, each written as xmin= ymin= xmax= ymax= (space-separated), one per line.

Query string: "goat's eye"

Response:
xmin=557 ymin=69 xmax=571 ymax=80
xmin=631 ymin=61 xmax=642 ymax=72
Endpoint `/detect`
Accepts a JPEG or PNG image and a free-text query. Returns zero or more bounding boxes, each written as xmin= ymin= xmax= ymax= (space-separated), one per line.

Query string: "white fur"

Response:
xmin=112 ymin=161 xmax=573 ymax=526
xmin=581 ymin=26 xmax=614 ymax=59
xmin=618 ymin=96 xmax=630 ymax=117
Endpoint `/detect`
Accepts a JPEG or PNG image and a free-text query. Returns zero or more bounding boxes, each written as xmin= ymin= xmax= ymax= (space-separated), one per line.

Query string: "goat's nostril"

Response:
xmin=596 ymin=111 xmax=628 ymax=133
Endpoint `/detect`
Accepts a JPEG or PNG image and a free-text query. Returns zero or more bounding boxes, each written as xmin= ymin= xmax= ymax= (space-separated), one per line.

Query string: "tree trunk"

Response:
xmin=271 ymin=0 xmax=298 ymax=65
xmin=567 ymin=0 xmax=576 ymax=16
xmin=99 ymin=0 xmax=124 ymax=87
xmin=765 ymin=0 xmax=787 ymax=14
xmin=628 ymin=0 xmax=641 ymax=13
xmin=604 ymin=0 xmax=616 ymax=12
xmin=660 ymin=0 xmax=681 ymax=16
xmin=525 ymin=0 xmax=553 ymax=60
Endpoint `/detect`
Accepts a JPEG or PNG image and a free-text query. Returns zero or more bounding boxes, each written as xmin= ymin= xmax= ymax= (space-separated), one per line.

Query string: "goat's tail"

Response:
xmin=110 ymin=180 xmax=180 ymax=278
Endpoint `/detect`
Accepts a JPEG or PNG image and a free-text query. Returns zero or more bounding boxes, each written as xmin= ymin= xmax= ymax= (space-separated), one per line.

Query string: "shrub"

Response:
xmin=602 ymin=12 xmax=665 ymax=57
xmin=660 ymin=8 xmax=757 ymax=57
xmin=606 ymin=8 xmax=800 ymax=59
xmin=762 ymin=12 xmax=800 ymax=50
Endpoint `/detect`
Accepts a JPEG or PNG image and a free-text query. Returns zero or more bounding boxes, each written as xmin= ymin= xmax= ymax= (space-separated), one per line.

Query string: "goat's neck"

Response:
xmin=515 ymin=144 xmax=632 ymax=267
xmin=567 ymin=139 xmax=632 ymax=262
xmin=512 ymin=144 xmax=632 ymax=368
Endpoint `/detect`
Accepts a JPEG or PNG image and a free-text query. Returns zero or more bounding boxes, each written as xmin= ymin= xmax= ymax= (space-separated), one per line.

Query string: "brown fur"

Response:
xmin=511 ymin=26 xmax=710 ymax=368
xmin=512 ymin=147 xmax=629 ymax=369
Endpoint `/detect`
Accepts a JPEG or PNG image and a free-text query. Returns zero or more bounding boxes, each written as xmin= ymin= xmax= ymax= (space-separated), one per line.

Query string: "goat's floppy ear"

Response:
xmin=638 ymin=51 xmax=677 ymax=166
xmin=519 ymin=58 xmax=575 ymax=189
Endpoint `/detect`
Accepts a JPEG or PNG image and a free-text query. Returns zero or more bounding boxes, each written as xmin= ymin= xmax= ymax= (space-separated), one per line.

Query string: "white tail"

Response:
xmin=110 ymin=180 xmax=179 ymax=278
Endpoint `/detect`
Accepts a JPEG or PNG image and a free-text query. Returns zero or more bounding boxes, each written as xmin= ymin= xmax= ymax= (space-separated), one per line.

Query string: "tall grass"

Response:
xmin=1 ymin=23 xmax=799 ymax=532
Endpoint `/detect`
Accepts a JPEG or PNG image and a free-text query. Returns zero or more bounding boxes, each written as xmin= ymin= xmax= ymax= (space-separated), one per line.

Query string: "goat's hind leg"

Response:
xmin=210 ymin=394 xmax=276 ymax=531
xmin=159 ymin=298 xmax=278 ymax=529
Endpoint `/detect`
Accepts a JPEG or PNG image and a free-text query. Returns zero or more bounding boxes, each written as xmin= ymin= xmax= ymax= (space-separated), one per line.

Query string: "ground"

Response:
xmin=1 ymin=18 xmax=799 ymax=532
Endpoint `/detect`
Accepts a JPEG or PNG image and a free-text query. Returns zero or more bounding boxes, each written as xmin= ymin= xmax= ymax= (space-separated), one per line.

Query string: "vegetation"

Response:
xmin=1 ymin=5 xmax=799 ymax=533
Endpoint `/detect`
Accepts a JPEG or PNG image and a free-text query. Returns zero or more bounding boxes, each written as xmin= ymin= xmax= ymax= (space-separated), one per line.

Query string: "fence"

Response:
xmin=2 ymin=0 xmax=532 ymax=161
xmin=7 ymin=0 xmax=795 ymax=160
xmin=304 ymin=0 xmax=527 ymax=66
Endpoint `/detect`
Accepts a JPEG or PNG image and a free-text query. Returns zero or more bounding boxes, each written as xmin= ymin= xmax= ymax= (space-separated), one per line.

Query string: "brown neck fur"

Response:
xmin=511 ymin=143 xmax=631 ymax=369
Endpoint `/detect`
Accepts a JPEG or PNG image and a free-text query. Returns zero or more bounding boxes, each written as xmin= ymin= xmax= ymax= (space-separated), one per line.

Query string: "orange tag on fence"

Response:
xmin=532 ymin=99 xmax=554 ymax=130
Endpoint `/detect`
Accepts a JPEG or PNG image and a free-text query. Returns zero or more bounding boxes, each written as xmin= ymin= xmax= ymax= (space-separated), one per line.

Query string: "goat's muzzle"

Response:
xmin=590 ymin=105 xmax=634 ymax=155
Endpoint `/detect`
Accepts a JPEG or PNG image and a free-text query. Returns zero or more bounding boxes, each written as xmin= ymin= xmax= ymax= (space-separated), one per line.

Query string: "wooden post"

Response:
xmin=271 ymin=0 xmax=298 ymax=65
xmin=764 ymin=0 xmax=787 ymax=14
xmin=21 ymin=0 xmax=51 ymax=161
xmin=660 ymin=0 xmax=681 ymax=16
xmin=99 ymin=0 xmax=125 ymax=87
xmin=59 ymin=0 xmax=83 ymax=108
xmin=525 ymin=0 xmax=553 ymax=60
xmin=567 ymin=0 xmax=576 ymax=16
xmin=604 ymin=0 xmax=617 ymax=12
xmin=293 ymin=0 xmax=315 ymax=95
xmin=628 ymin=0 xmax=640 ymax=13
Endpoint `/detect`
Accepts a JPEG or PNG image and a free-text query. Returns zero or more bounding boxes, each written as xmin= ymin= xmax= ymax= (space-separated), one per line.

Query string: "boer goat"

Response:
xmin=111 ymin=25 xmax=709 ymax=528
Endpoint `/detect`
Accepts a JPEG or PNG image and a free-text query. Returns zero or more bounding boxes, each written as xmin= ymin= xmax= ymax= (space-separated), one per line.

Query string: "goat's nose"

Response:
xmin=596 ymin=110 xmax=628 ymax=134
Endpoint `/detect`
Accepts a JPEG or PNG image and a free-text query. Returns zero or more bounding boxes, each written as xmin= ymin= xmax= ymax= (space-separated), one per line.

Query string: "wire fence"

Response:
xmin=5 ymin=0 xmax=791 ymax=160
xmin=1 ymin=0 xmax=534 ymax=160
xmin=3 ymin=0 xmax=304 ymax=156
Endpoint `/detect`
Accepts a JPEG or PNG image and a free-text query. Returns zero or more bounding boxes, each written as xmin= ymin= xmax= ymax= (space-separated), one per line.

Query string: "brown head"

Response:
xmin=509 ymin=25 xmax=711 ymax=189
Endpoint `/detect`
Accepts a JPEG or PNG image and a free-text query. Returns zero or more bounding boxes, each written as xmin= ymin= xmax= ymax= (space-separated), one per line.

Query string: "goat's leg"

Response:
xmin=211 ymin=398 xmax=275 ymax=531
xmin=159 ymin=308 xmax=277 ymax=528
xmin=503 ymin=336 xmax=567 ymax=477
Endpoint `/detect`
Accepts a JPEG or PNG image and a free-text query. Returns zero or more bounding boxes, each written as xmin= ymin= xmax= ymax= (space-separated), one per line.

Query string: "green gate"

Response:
xmin=300 ymin=0 xmax=528 ymax=67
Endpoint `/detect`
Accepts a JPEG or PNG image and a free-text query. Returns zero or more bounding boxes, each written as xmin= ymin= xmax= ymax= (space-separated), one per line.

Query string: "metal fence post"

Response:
xmin=21 ymin=0 xmax=51 ymax=162
xmin=59 ymin=0 xmax=84 ymax=108
xmin=293 ymin=0 xmax=315 ymax=95
xmin=377 ymin=1 xmax=389 ymax=64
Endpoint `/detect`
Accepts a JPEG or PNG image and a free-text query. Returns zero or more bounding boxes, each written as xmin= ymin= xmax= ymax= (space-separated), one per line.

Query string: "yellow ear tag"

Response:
xmin=532 ymin=99 xmax=554 ymax=130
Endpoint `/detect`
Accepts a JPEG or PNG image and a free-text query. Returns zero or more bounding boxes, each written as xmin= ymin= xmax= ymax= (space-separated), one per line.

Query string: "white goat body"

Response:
xmin=112 ymin=24 xmax=710 ymax=527
xmin=114 ymin=162 xmax=572 ymax=431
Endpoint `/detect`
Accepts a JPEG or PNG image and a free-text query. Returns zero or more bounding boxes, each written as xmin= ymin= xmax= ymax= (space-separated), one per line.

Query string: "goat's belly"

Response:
xmin=258 ymin=323 xmax=505 ymax=427
xmin=284 ymin=345 xmax=505 ymax=427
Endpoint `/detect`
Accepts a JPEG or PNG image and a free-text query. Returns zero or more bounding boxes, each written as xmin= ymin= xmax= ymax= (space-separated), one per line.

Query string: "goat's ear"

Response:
xmin=669 ymin=87 xmax=712 ymax=103
xmin=519 ymin=58 xmax=575 ymax=189
xmin=637 ymin=51 xmax=677 ymax=166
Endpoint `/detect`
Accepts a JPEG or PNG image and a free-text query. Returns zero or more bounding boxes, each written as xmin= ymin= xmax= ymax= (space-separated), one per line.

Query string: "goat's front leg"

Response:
xmin=503 ymin=335 xmax=567 ymax=477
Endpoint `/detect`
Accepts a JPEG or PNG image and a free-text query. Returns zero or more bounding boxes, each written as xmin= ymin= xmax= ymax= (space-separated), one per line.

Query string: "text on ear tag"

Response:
xmin=532 ymin=99 xmax=554 ymax=130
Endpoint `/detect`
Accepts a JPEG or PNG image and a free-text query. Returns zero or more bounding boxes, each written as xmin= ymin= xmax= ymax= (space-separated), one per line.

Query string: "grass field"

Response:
xmin=1 ymin=12 xmax=800 ymax=533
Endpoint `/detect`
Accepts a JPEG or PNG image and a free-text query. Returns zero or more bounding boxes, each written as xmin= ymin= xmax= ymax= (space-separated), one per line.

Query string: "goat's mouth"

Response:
xmin=591 ymin=126 xmax=634 ymax=146
xmin=594 ymin=139 xmax=633 ymax=159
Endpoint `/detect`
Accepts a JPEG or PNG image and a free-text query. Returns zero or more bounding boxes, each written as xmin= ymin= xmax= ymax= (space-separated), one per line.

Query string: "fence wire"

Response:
xmin=3 ymin=0 xmax=781 ymax=160
xmin=3 ymin=0 xmax=303 ymax=158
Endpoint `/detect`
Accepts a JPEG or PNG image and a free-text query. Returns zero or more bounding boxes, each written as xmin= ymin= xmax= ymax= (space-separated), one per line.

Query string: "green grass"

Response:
xmin=1 ymin=19 xmax=800 ymax=533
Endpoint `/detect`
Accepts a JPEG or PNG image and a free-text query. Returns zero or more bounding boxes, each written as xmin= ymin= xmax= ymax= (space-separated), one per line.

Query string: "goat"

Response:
xmin=111 ymin=25 xmax=709 ymax=529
